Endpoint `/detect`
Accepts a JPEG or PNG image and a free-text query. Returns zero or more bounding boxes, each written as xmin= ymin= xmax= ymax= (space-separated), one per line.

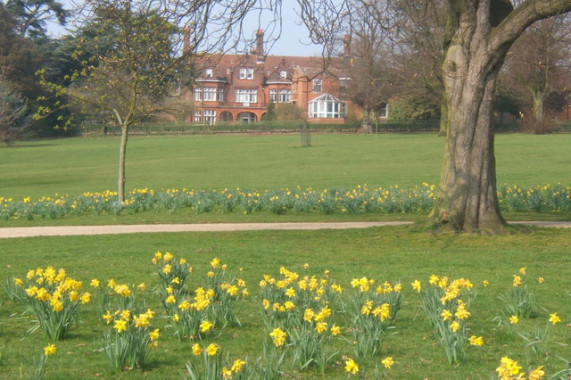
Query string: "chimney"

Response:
xmin=256 ymin=29 xmax=265 ymax=63
xmin=183 ymin=26 xmax=191 ymax=53
xmin=343 ymin=34 xmax=351 ymax=66
xmin=343 ymin=34 xmax=351 ymax=57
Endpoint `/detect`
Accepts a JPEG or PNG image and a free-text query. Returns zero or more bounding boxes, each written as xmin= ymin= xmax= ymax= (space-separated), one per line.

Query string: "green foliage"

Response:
xmin=265 ymin=100 xmax=277 ymax=121
xmin=388 ymin=93 xmax=440 ymax=121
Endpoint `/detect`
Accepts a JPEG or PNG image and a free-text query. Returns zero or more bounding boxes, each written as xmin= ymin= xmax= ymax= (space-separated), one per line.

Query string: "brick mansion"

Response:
xmin=189 ymin=30 xmax=387 ymax=125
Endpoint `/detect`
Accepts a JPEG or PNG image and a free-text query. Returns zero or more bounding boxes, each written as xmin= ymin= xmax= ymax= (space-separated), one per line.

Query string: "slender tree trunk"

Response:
xmin=118 ymin=123 xmax=129 ymax=204
xmin=360 ymin=105 xmax=373 ymax=133
xmin=530 ymin=89 xmax=545 ymax=133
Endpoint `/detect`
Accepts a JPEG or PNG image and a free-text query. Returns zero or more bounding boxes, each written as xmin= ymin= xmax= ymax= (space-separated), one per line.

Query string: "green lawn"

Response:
xmin=2 ymin=133 xmax=570 ymax=199
xmin=0 ymin=133 xmax=570 ymax=379
xmin=0 ymin=227 xmax=570 ymax=379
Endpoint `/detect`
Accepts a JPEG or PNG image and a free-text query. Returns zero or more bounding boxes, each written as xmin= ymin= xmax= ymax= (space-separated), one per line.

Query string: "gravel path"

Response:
xmin=0 ymin=221 xmax=570 ymax=239
xmin=0 ymin=222 xmax=412 ymax=238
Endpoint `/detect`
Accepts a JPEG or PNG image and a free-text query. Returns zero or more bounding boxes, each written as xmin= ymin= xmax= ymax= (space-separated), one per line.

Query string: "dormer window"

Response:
xmin=280 ymin=70 xmax=287 ymax=79
xmin=313 ymin=78 xmax=322 ymax=93
xmin=205 ymin=68 xmax=213 ymax=78
xmin=240 ymin=68 xmax=254 ymax=80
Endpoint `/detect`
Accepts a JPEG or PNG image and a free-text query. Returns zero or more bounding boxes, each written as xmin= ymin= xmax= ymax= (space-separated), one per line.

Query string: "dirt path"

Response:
xmin=0 ymin=221 xmax=570 ymax=239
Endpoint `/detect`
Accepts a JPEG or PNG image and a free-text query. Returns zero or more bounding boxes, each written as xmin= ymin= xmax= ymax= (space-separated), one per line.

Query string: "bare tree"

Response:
xmin=346 ymin=1 xmax=399 ymax=133
xmin=501 ymin=15 xmax=571 ymax=133
xmin=297 ymin=0 xmax=571 ymax=232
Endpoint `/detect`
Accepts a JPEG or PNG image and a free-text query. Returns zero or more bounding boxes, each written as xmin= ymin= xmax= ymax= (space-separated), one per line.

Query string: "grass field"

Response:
xmin=0 ymin=133 xmax=570 ymax=379
xmin=0 ymin=227 xmax=570 ymax=379
xmin=2 ymin=133 xmax=570 ymax=199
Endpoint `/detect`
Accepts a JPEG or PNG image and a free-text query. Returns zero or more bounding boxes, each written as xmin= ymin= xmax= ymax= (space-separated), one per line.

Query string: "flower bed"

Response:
xmin=1 ymin=183 xmax=570 ymax=221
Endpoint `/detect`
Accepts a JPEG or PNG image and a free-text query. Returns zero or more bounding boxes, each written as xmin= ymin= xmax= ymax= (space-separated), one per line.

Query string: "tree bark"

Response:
xmin=431 ymin=0 xmax=571 ymax=233
xmin=118 ymin=123 xmax=128 ymax=204
xmin=530 ymin=89 xmax=545 ymax=133
xmin=360 ymin=105 xmax=373 ymax=133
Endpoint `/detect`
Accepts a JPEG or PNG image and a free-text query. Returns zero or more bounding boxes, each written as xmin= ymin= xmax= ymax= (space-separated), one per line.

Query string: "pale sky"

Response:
xmin=46 ymin=2 xmax=323 ymax=57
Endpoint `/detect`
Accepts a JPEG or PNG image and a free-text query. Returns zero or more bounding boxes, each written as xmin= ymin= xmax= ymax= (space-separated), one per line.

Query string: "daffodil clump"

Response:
xmin=495 ymin=356 xmax=547 ymax=380
xmin=345 ymin=276 xmax=402 ymax=358
xmin=414 ymin=275 xmax=480 ymax=364
xmin=153 ymin=251 xmax=193 ymax=293
xmin=204 ymin=257 xmax=249 ymax=328
xmin=102 ymin=307 xmax=160 ymax=371
xmin=258 ymin=267 xmax=344 ymax=372
xmin=259 ymin=266 xmax=343 ymax=329
xmin=33 ymin=344 xmax=57 ymax=380
xmin=499 ymin=267 xmax=537 ymax=318
xmin=160 ymin=256 xmax=248 ymax=339
xmin=13 ymin=267 xmax=91 ymax=340
xmin=187 ymin=342 xmax=250 ymax=380
xmin=163 ymin=284 xmax=215 ymax=340
xmin=498 ymin=184 xmax=571 ymax=213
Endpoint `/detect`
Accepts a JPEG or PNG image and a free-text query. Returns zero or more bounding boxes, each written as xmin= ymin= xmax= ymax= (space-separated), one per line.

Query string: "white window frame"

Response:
xmin=203 ymin=87 xmax=217 ymax=101
xmin=205 ymin=68 xmax=213 ymax=78
xmin=239 ymin=68 xmax=254 ymax=80
xmin=379 ymin=102 xmax=388 ymax=118
xmin=269 ymin=89 xmax=277 ymax=102
xmin=235 ymin=89 xmax=257 ymax=104
xmin=278 ymin=89 xmax=291 ymax=103
xmin=217 ymin=88 xmax=224 ymax=102
xmin=194 ymin=88 xmax=202 ymax=101
xmin=203 ymin=110 xmax=216 ymax=125
xmin=280 ymin=70 xmax=287 ymax=79
xmin=309 ymin=94 xmax=346 ymax=119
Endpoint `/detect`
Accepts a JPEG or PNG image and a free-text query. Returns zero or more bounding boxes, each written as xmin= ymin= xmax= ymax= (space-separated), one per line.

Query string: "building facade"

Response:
xmin=191 ymin=30 xmax=355 ymax=125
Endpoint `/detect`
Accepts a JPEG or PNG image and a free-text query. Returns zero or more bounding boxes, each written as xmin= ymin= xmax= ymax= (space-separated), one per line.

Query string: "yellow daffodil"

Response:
xmin=206 ymin=343 xmax=219 ymax=356
xmin=270 ymin=328 xmax=287 ymax=347
xmin=549 ymin=313 xmax=561 ymax=325
xmin=345 ymin=358 xmax=359 ymax=374
xmin=509 ymin=315 xmax=519 ymax=324
xmin=80 ymin=292 xmax=91 ymax=304
xmin=148 ymin=329 xmax=160 ymax=341
xmin=496 ymin=356 xmax=522 ymax=379
xmin=412 ymin=280 xmax=422 ymax=292
xmin=44 ymin=344 xmax=57 ymax=356
xmin=468 ymin=335 xmax=484 ymax=346
xmin=381 ymin=356 xmax=395 ymax=369
xmin=330 ymin=325 xmax=341 ymax=336
xmin=528 ymin=366 xmax=545 ymax=380
xmin=200 ymin=320 xmax=213 ymax=333
xmin=114 ymin=320 xmax=127 ymax=333
xmin=513 ymin=275 xmax=522 ymax=287
xmin=191 ymin=343 xmax=202 ymax=356
xmin=231 ymin=359 xmax=246 ymax=372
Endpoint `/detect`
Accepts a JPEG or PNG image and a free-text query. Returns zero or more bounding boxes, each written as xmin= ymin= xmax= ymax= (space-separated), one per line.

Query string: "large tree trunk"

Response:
xmin=431 ymin=1 xmax=510 ymax=233
xmin=430 ymin=0 xmax=571 ymax=233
